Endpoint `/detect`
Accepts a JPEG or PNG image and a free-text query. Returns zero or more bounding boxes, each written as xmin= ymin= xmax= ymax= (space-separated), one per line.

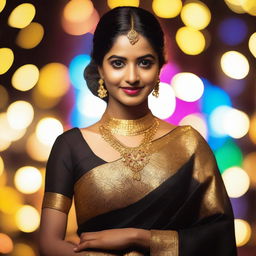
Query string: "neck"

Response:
xmin=104 ymin=101 xmax=150 ymax=120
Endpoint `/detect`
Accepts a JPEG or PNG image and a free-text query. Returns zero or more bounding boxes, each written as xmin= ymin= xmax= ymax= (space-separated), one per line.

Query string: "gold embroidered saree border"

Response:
xmin=150 ymin=230 xmax=178 ymax=256
xmin=42 ymin=192 xmax=72 ymax=214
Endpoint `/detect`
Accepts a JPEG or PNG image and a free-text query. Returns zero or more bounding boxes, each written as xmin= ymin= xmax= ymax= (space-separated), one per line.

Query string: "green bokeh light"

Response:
xmin=214 ymin=139 xmax=243 ymax=174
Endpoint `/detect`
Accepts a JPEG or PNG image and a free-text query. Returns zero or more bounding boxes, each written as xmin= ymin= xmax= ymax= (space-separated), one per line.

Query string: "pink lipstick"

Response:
xmin=121 ymin=87 xmax=143 ymax=95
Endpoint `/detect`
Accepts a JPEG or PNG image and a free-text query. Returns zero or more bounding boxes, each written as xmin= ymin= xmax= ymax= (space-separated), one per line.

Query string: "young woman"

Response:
xmin=39 ymin=6 xmax=237 ymax=256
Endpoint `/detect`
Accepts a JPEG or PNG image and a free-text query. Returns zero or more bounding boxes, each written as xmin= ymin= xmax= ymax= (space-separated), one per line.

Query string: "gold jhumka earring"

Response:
xmin=97 ymin=78 xmax=108 ymax=98
xmin=152 ymin=79 xmax=160 ymax=98
xmin=127 ymin=15 xmax=139 ymax=45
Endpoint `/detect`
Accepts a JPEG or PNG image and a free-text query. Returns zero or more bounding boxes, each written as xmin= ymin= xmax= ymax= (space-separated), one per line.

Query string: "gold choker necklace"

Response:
xmin=100 ymin=112 xmax=156 ymax=136
xmin=99 ymin=113 xmax=159 ymax=181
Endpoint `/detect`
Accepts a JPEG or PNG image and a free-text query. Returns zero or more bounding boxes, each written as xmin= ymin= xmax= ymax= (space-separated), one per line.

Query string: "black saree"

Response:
xmin=42 ymin=126 xmax=237 ymax=256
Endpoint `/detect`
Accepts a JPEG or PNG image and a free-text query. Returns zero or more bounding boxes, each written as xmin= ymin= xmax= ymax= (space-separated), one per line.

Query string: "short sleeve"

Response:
xmin=42 ymin=134 xmax=74 ymax=214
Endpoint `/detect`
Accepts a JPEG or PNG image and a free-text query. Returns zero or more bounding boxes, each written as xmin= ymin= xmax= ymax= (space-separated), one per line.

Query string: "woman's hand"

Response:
xmin=73 ymin=228 xmax=150 ymax=252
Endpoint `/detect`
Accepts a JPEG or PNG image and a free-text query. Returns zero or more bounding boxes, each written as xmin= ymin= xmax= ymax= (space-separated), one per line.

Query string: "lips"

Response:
xmin=120 ymin=87 xmax=143 ymax=95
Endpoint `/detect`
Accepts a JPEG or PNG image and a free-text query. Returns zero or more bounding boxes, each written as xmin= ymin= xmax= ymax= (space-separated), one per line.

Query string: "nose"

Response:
xmin=125 ymin=63 xmax=139 ymax=85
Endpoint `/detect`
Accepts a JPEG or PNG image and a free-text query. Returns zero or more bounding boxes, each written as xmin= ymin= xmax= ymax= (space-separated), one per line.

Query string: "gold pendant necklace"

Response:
xmin=99 ymin=114 xmax=159 ymax=181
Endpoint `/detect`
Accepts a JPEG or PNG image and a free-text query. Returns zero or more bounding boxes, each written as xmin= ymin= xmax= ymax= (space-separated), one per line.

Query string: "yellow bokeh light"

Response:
xmin=32 ymin=87 xmax=61 ymax=109
xmin=7 ymin=101 xmax=34 ymax=130
xmin=37 ymin=63 xmax=70 ymax=98
xmin=108 ymin=0 xmax=140 ymax=8
xmin=0 ymin=113 xmax=27 ymax=143
xmin=15 ymin=205 xmax=40 ymax=233
xmin=0 ymin=85 xmax=9 ymax=110
xmin=0 ymin=233 xmax=13 ymax=254
xmin=176 ymin=26 xmax=206 ymax=55
xmin=36 ymin=117 xmax=63 ymax=146
xmin=62 ymin=8 xmax=99 ymax=36
xmin=242 ymin=0 xmax=256 ymax=16
xmin=220 ymin=51 xmax=249 ymax=79
xmin=222 ymin=167 xmax=250 ymax=198
xmin=0 ymin=212 xmax=18 ymax=234
xmin=152 ymin=0 xmax=182 ymax=18
xmin=0 ymin=186 xmax=23 ymax=214
xmin=0 ymin=170 xmax=7 ymax=187
xmin=14 ymin=166 xmax=42 ymax=194
xmin=12 ymin=64 xmax=39 ymax=92
xmin=26 ymin=133 xmax=52 ymax=162
xmin=181 ymin=1 xmax=211 ymax=30
xmin=249 ymin=113 xmax=256 ymax=144
xmin=63 ymin=0 xmax=94 ymax=23
xmin=11 ymin=243 xmax=36 ymax=256
xmin=224 ymin=0 xmax=246 ymax=14
xmin=171 ymin=72 xmax=204 ymax=102
xmin=0 ymin=0 xmax=6 ymax=13
xmin=179 ymin=113 xmax=207 ymax=139
xmin=0 ymin=156 xmax=4 ymax=176
xmin=0 ymin=48 xmax=14 ymax=75
xmin=0 ymin=140 xmax=11 ymax=152
xmin=234 ymin=219 xmax=251 ymax=246
xmin=248 ymin=32 xmax=256 ymax=58
xmin=243 ymin=152 xmax=256 ymax=188
xmin=8 ymin=3 xmax=36 ymax=29
xmin=16 ymin=22 xmax=44 ymax=49
xmin=223 ymin=108 xmax=250 ymax=139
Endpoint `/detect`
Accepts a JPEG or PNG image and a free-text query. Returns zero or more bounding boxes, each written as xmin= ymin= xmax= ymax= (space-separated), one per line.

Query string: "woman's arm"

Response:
xmin=39 ymin=208 xmax=118 ymax=256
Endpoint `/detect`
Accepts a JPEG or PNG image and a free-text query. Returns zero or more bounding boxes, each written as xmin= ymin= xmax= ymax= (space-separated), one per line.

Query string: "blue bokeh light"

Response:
xmin=218 ymin=17 xmax=248 ymax=46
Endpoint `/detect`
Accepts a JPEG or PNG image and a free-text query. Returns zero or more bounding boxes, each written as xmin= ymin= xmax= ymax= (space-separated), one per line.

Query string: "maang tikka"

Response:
xmin=127 ymin=15 xmax=139 ymax=45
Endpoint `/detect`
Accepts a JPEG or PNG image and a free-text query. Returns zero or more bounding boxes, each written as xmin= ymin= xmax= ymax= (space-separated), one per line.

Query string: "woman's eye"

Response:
xmin=139 ymin=59 xmax=153 ymax=68
xmin=111 ymin=60 xmax=124 ymax=68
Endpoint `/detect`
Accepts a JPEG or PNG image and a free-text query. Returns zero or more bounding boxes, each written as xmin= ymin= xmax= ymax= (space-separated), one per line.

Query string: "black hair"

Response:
xmin=84 ymin=6 xmax=166 ymax=102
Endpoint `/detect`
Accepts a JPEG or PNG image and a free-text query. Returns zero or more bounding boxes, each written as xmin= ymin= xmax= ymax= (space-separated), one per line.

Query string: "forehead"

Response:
xmin=104 ymin=34 xmax=157 ymax=59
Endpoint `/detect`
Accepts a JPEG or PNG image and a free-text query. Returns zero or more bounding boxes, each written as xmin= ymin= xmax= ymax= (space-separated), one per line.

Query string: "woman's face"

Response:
xmin=98 ymin=34 xmax=160 ymax=107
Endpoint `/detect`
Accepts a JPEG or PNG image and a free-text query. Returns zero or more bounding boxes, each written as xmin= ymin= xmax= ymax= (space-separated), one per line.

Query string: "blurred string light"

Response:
xmin=0 ymin=213 xmax=18 ymax=234
xmin=234 ymin=219 xmax=252 ymax=246
xmin=0 ymin=113 xmax=27 ymax=149
xmin=14 ymin=166 xmax=42 ymax=194
xmin=152 ymin=0 xmax=182 ymax=18
xmin=248 ymin=32 xmax=256 ymax=58
xmin=0 ymin=48 xmax=14 ymax=75
xmin=0 ymin=156 xmax=3 ymax=176
xmin=108 ymin=0 xmax=140 ymax=8
xmin=159 ymin=62 xmax=180 ymax=84
xmin=214 ymin=140 xmax=243 ymax=173
xmin=36 ymin=117 xmax=63 ymax=146
xmin=179 ymin=113 xmax=207 ymax=139
xmin=243 ymin=152 xmax=256 ymax=187
xmin=0 ymin=0 xmax=6 ymax=13
xmin=7 ymin=101 xmax=34 ymax=130
xmin=209 ymin=106 xmax=249 ymax=139
xmin=242 ymin=0 xmax=256 ymax=16
xmin=16 ymin=22 xmax=44 ymax=49
xmin=224 ymin=0 xmax=246 ymax=14
xmin=176 ymin=27 xmax=206 ymax=55
xmin=0 ymin=186 xmax=23 ymax=214
xmin=180 ymin=1 xmax=211 ymax=30
xmin=222 ymin=167 xmax=250 ymax=198
xmin=15 ymin=205 xmax=40 ymax=233
xmin=12 ymin=64 xmax=39 ymax=91
xmin=220 ymin=51 xmax=249 ymax=79
xmin=36 ymin=63 xmax=70 ymax=98
xmin=171 ymin=72 xmax=204 ymax=102
xmin=148 ymin=82 xmax=176 ymax=119
xmin=248 ymin=113 xmax=256 ymax=144
xmin=218 ymin=17 xmax=248 ymax=46
xmin=26 ymin=133 xmax=52 ymax=162
xmin=8 ymin=3 xmax=36 ymax=28
xmin=62 ymin=0 xmax=99 ymax=35
xmin=11 ymin=243 xmax=36 ymax=256
xmin=0 ymin=233 xmax=13 ymax=254
xmin=0 ymin=85 xmax=9 ymax=109
xmin=0 ymin=171 xmax=7 ymax=187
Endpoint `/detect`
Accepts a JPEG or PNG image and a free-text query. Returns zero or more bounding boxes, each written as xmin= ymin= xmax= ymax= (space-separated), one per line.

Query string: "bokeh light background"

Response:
xmin=0 ymin=0 xmax=256 ymax=255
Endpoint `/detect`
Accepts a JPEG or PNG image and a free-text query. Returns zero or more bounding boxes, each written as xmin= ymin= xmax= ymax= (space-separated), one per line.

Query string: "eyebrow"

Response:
xmin=107 ymin=54 xmax=156 ymax=61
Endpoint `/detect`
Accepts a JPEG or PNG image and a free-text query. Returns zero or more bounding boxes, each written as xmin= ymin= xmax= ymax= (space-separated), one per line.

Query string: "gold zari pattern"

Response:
xmin=99 ymin=114 xmax=159 ymax=181
xmin=42 ymin=192 xmax=72 ymax=214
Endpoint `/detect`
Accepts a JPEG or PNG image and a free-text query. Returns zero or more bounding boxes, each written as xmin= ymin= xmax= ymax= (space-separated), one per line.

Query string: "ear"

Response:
xmin=97 ymin=66 xmax=104 ymax=79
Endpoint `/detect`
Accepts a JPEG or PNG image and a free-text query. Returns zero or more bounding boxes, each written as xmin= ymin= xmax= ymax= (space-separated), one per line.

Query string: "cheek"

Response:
xmin=140 ymin=70 xmax=158 ymax=85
